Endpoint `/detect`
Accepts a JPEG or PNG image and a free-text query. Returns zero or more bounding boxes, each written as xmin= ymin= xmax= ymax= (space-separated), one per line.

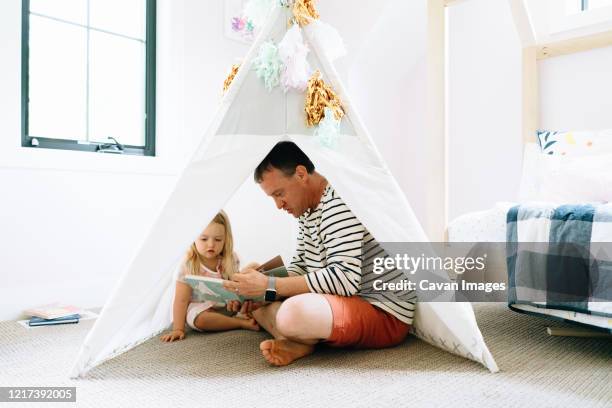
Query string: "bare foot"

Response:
xmin=259 ymin=339 xmax=314 ymax=366
xmin=240 ymin=317 xmax=260 ymax=332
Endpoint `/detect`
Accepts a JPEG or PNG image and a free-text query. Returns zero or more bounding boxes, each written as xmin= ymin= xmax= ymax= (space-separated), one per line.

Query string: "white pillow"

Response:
xmin=519 ymin=143 xmax=612 ymax=203
xmin=538 ymin=153 xmax=612 ymax=203
xmin=537 ymin=129 xmax=612 ymax=156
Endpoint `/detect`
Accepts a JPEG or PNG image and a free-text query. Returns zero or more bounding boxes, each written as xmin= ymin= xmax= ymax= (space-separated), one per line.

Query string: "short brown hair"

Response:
xmin=254 ymin=141 xmax=315 ymax=183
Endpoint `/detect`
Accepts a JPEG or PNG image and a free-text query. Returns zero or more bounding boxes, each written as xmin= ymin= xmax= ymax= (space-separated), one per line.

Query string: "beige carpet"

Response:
xmin=1 ymin=303 xmax=611 ymax=408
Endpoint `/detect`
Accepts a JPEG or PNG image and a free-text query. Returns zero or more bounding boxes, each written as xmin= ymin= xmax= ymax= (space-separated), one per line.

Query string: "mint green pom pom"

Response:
xmin=253 ymin=41 xmax=283 ymax=91
xmin=315 ymin=107 xmax=341 ymax=149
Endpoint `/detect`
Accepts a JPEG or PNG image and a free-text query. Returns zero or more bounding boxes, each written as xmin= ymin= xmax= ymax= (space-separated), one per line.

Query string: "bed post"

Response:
xmin=428 ymin=0 xmax=447 ymax=241
xmin=507 ymin=0 xmax=538 ymax=144
xmin=522 ymin=47 xmax=538 ymax=144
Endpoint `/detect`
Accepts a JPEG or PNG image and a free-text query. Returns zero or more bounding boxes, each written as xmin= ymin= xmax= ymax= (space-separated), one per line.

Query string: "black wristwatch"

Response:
xmin=265 ymin=276 xmax=277 ymax=302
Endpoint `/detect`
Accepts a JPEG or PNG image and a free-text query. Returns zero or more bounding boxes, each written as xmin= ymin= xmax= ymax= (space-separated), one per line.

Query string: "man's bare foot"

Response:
xmin=260 ymin=339 xmax=315 ymax=366
xmin=240 ymin=317 xmax=260 ymax=331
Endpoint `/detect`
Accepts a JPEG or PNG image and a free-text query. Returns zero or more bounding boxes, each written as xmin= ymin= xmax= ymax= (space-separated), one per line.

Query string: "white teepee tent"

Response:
xmin=71 ymin=3 xmax=498 ymax=377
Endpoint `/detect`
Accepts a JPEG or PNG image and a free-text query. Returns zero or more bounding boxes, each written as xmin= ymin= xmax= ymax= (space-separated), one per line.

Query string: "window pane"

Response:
xmin=89 ymin=0 xmax=146 ymax=40
xmin=88 ymin=31 xmax=146 ymax=146
xmin=28 ymin=16 xmax=87 ymax=140
xmin=29 ymin=0 xmax=86 ymax=25
xmin=587 ymin=0 xmax=612 ymax=10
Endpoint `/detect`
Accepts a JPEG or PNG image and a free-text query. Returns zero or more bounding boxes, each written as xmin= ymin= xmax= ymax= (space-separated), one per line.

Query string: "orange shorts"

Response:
xmin=322 ymin=295 xmax=411 ymax=349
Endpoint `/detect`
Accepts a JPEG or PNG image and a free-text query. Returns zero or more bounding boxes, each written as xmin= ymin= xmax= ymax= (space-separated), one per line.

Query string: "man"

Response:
xmin=223 ymin=141 xmax=416 ymax=366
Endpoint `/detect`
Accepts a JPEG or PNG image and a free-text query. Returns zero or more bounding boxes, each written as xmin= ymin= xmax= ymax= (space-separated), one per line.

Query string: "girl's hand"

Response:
xmin=226 ymin=300 xmax=260 ymax=315
xmin=244 ymin=262 xmax=262 ymax=270
xmin=160 ymin=329 xmax=185 ymax=342
xmin=227 ymin=300 xmax=241 ymax=313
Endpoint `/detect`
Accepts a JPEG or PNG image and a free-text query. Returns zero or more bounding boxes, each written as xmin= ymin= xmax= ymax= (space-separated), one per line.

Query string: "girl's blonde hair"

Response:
xmin=186 ymin=210 xmax=237 ymax=279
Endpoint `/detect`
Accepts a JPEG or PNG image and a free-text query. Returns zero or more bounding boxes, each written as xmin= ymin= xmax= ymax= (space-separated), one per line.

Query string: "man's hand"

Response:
xmin=223 ymin=263 xmax=268 ymax=298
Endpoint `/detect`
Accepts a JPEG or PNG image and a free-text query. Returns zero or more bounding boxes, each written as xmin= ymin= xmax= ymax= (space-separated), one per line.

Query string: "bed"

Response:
xmin=449 ymin=200 xmax=612 ymax=333
xmin=448 ymin=139 xmax=612 ymax=332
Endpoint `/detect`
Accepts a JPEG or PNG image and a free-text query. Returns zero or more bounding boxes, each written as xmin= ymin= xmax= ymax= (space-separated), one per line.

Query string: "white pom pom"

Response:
xmin=278 ymin=24 xmax=312 ymax=92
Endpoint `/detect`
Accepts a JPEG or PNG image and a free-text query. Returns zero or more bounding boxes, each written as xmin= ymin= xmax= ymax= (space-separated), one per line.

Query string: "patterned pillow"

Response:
xmin=536 ymin=129 xmax=612 ymax=156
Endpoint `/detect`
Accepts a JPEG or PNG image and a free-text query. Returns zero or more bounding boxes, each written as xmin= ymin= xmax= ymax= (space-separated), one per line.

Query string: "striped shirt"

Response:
xmin=286 ymin=184 xmax=417 ymax=325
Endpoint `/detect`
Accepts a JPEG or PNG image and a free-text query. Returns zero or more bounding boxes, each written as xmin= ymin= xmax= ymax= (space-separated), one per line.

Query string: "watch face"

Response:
xmin=265 ymin=290 xmax=277 ymax=302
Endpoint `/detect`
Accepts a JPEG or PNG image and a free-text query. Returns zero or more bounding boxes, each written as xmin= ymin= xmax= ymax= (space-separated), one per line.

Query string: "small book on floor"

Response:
xmin=24 ymin=303 xmax=81 ymax=320
xmin=28 ymin=314 xmax=81 ymax=327
xmin=184 ymin=255 xmax=288 ymax=304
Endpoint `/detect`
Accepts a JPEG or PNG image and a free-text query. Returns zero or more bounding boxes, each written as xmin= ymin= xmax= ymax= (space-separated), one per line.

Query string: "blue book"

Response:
xmin=28 ymin=313 xmax=80 ymax=327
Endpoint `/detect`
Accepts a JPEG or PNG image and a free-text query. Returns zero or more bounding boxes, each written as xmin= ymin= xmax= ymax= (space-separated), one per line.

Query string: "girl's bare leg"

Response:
xmin=194 ymin=311 xmax=260 ymax=332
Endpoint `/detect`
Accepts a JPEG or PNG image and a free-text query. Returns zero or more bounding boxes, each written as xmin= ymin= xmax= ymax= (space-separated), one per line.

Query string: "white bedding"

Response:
xmin=447 ymin=202 xmax=515 ymax=242
xmin=448 ymin=203 xmax=612 ymax=332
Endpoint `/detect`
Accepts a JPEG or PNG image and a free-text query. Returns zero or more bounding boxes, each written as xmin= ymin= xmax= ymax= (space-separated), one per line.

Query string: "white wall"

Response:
xmin=0 ymin=0 xmax=430 ymax=320
xmin=446 ymin=0 xmax=612 ymax=222
xmin=0 ymin=0 xmax=183 ymax=320
xmin=447 ymin=0 xmax=523 ymax=221
xmin=539 ymin=45 xmax=612 ymax=130
xmin=346 ymin=0 xmax=432 ymax=239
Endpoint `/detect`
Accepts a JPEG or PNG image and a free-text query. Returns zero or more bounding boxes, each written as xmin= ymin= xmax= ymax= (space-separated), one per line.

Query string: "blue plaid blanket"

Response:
xmin=506 ymin=203 xmax=612 ymax=324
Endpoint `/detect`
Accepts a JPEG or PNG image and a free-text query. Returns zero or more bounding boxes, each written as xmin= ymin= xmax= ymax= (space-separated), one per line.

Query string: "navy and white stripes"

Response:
xmin=287 ymin=184 xmax=417 ymax=325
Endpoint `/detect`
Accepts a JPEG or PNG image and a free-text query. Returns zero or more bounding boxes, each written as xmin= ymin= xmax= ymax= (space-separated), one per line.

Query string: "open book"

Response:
xmin=184 ymin=255 xmax=288 ymax=304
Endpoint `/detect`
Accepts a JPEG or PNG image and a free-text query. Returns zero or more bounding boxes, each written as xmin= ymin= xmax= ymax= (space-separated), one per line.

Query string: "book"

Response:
xmin=28 ymin=313 xmax=81 ymax=327
xmin=184 ymin=275 xmax=256 ymax=303
xmin=257 ymin=255 xmax=284 ymax=272
xmin=24 ymin=303 xmax=81 ymax=320
xmin=184 ymin=255 xmax=288 ymax=304
xmin=257 ymin=255 xmax=289 ymax=278
xmin=17 ymin=310 xmax=98 ymax=330
xmin=261 ymin=265 xmax=289 ymax=278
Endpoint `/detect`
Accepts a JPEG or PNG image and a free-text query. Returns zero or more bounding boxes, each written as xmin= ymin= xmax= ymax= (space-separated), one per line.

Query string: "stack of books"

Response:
xmin=24 ymin=304 xmax=81 ymax=327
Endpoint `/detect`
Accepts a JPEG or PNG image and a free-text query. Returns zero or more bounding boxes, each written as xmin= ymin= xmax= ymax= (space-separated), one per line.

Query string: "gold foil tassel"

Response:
xmin=293 ymin=0 xmax=319 ymax=27
xmin=305 ymin=70 xmax=344 ymax=127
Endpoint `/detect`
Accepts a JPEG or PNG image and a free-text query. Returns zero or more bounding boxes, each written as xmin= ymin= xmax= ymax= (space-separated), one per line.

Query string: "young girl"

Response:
xmin=161 ymin=211 xmax=260 ymax=342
